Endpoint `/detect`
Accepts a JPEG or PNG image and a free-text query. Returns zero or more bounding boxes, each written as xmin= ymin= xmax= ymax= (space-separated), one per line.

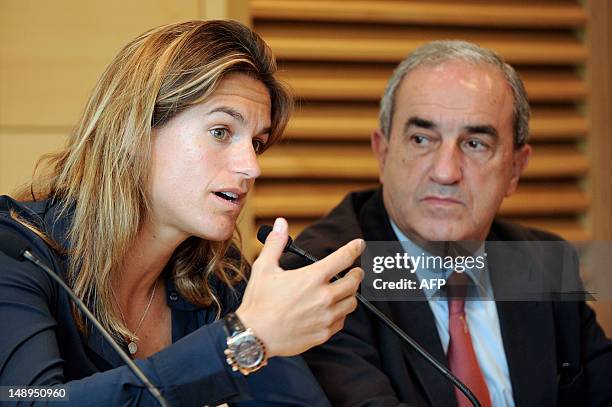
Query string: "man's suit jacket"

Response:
xmin=281 ymin=188 xmax=612 ymax=407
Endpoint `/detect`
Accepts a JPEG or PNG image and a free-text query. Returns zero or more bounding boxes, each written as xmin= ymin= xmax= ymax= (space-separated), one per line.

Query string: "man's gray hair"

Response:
xmin=379 ymin=40 xmax=530 ymax=147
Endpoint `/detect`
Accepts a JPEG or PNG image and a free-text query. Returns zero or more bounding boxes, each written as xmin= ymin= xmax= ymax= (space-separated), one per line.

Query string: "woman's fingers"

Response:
xmin=239 ymin=233 xmax=366 ymax=358
xmin=254 ymin=218 xmax=288 ymax=270
xmin=305 ymin=239 xmax=365 ymax=282
xmin=328 ymin=267 xmax=364 ymax=302
xmin=329 ymin=293 xmax=359 ymax=324
xmin=314 ymin=270 xmax=361 ymax=339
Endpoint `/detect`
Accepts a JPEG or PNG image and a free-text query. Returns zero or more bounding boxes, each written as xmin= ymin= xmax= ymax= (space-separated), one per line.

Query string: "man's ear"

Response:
xmin=371 ymin=129 xmax=389 ymax=184
xmin=505 ymin=143 xmax=532 ymax=197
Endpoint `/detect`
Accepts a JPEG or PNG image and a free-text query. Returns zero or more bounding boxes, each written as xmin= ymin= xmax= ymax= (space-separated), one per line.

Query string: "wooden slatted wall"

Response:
xmin=247 ymin=0 xmax=590 ymax=254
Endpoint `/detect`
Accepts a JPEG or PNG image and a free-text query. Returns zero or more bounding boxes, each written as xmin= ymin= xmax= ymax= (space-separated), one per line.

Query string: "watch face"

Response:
xmin=233 ymin=337 xmax=264 ymax=368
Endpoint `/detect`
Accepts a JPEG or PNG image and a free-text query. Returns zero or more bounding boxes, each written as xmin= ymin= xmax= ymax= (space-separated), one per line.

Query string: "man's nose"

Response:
xmin=430 ymin=142 xmax=462 ymax=185
xmin=233 ymin=140 xmax=261 ymax=180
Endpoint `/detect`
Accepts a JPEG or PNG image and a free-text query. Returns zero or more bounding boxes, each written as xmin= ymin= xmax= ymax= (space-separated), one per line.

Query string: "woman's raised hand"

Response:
xmin=236 ymin=217 xmax=364 ymax=358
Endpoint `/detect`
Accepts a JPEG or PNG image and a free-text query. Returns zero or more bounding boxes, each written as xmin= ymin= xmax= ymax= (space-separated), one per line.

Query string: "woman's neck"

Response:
xmin=115 ymin=218 xmax=187 ymax=300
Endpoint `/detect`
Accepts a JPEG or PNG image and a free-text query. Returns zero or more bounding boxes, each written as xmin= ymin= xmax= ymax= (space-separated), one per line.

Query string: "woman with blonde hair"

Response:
xmin=0 ymin=20 xmax=363 ymax=405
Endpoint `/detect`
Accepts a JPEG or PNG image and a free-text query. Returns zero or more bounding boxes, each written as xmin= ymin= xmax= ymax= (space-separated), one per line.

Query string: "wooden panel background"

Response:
xmin=0 ymin=0 xmax=250 ymax=195
xmin=586 ymin=0 xmax=612 ymax=337
xmin=249 ymin=0 xmax=590 ymax=245
xmin=249 ymin=0 xmax=611 ymax=335
xmin=0 ymin=0 xmax=190 ymax=194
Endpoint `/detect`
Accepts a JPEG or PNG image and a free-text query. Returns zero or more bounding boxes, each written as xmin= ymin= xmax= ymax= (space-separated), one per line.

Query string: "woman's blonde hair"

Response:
xmin=14 ymin=20 xmax=292 ymax=340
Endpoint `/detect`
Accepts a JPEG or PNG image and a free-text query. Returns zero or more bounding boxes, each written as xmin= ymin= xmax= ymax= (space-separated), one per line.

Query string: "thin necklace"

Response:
xmin=112 ymin=279 xmax=158 ymax=356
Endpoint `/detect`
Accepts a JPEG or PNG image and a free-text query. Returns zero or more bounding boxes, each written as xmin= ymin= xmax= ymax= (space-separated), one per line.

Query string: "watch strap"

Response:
xmin=223 ymin=312 xmax=246 ymax=337
xmin=223 ymin=313 xmax=268 ymax=376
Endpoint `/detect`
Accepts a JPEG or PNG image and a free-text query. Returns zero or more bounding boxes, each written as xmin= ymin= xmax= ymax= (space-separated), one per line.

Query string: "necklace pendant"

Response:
xmin=128 ymin=341 xmax=138 ymax=355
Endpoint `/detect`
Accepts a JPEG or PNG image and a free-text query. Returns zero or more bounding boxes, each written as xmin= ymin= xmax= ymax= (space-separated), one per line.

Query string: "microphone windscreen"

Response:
xmin=257 ymin=225 xmax=273 ymax=245
xmin=0 ymin=229 xmax=31 ymax=261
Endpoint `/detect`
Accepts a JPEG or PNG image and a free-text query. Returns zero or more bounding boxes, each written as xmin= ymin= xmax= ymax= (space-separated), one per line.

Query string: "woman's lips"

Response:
xmin=211 ymin=191 xmax=243 ymax=210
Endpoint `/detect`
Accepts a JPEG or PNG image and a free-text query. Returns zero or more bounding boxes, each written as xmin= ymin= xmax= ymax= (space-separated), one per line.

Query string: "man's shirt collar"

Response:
xmin=389 ymin=219 xmax=494 ymax=301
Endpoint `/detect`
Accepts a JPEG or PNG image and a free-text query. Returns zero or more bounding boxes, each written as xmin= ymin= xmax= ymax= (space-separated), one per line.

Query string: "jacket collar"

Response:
xmin=83 ymin=271 xmax=205 ymax=368
xmin=6 ymin=196 xmax=207 ymax=367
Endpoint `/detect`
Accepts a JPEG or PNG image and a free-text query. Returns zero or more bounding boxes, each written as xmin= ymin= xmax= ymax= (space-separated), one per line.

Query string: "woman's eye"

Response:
xmin=209 ymin=128 xmax=229 ymax=140
xmin=253 ymin=139 xmax=266 ymax=154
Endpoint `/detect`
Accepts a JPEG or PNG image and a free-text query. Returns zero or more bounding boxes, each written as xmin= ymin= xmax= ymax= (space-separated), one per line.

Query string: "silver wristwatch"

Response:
xmin=223 ymin=313 xmax=268 ymax=375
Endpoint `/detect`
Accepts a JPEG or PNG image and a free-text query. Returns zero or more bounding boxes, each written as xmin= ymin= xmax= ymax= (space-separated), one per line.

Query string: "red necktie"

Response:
xmin=447 ymin=272 xmax=492 ymax=407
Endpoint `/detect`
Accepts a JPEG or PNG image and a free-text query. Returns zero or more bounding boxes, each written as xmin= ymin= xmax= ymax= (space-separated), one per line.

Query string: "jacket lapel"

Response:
xmin=390 ymin=300 xmax=456 ymax=406
xmin=494 ymin=301 xmax=557 ymax=406
xmin=360 ymin=189 xmax=455 ymax=406
xmin=487 ymin=232 xmax=558 ymax=406
xmin=84 ymin=326 xmax=129 ymax=369
xmin=41 ymin=201 xmax=130 ymax=369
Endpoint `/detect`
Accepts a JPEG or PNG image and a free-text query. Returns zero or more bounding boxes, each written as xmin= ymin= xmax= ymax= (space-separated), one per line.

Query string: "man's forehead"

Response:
xmin=393 ymin=61 xmax=514 ymax=126
xmin=400 ymin=60 xmax=507 ymax=95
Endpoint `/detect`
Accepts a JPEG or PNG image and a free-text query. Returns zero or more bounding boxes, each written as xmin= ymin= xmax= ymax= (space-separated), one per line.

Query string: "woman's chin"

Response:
xmin=194 ymin=224 xmax=236 ymax=242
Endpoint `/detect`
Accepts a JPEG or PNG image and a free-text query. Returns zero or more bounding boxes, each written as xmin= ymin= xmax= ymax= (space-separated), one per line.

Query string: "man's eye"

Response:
xmin=210 ymin=128 xmax=229 ymax=140
xmin=464 ymin=139 xmax=489 ymax=151
xmin=252 ymin=139 xmax=266 ymax=154
xmin=410 ymin=134 xmax=430 ymax=145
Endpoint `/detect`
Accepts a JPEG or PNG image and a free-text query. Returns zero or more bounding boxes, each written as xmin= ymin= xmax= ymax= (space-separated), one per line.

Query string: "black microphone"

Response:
xmin=0 ymin=229 xmax=170 ymax=407
xmin=258 ymin=225 xmax=482 ymax=407
xmin=257 ymin=225 xmax=318 ymax=263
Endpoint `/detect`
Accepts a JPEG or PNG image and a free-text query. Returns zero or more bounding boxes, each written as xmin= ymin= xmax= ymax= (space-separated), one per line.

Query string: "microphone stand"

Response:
xmin=21 ymin=251 xmax=170 ymax=407
xmin=258 ymin=226 xmax=481 ymax=407
xmin=0 ymin=227 xmax=171 ymax=407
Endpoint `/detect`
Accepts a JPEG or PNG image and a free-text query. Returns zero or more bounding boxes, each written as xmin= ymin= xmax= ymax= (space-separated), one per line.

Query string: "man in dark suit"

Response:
xmin=281 ymin=40 xmax=612 ymax=406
